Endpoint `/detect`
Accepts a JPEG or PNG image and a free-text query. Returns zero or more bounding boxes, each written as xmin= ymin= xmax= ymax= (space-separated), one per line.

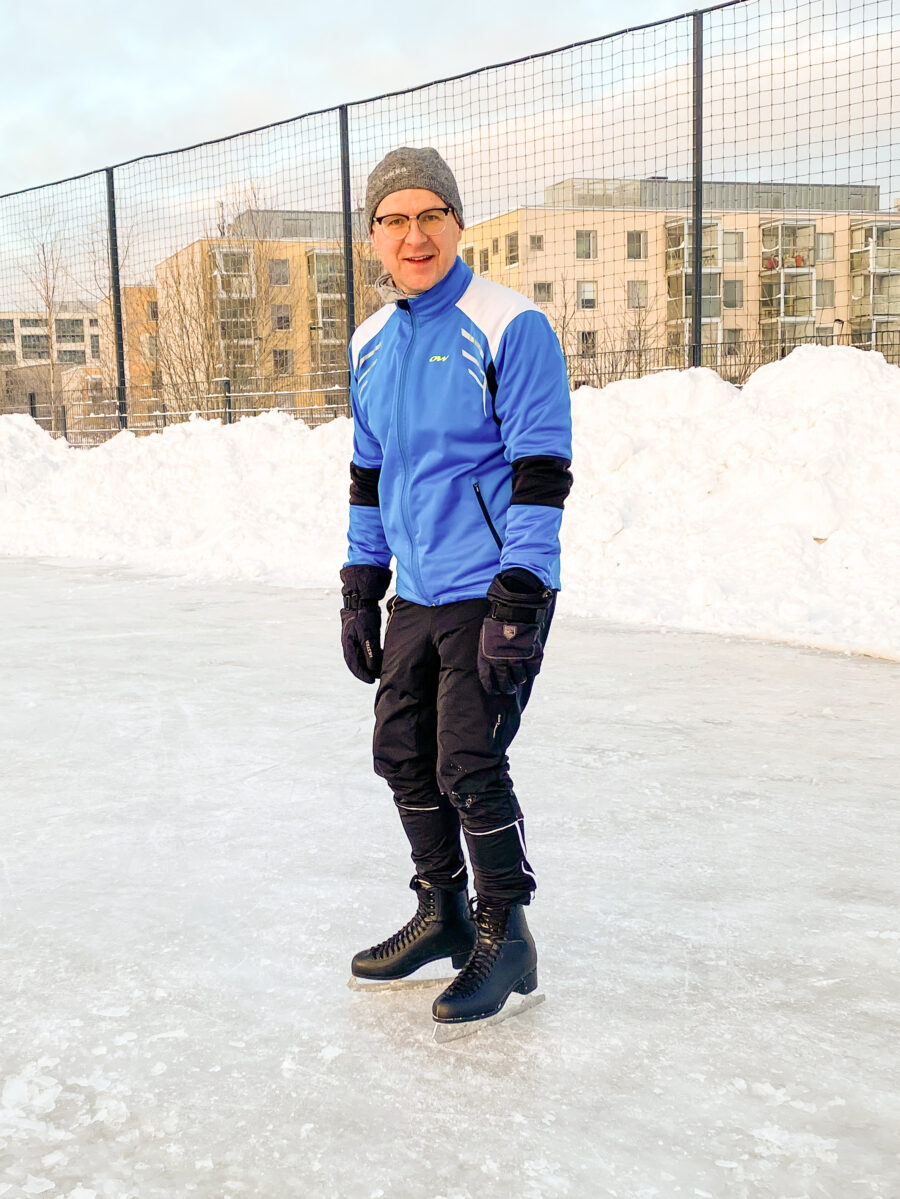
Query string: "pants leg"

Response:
xmin=433 ymin=596 xmax=555 ymax=906
xmin=373 ymin=598 xmax=466 ymax=889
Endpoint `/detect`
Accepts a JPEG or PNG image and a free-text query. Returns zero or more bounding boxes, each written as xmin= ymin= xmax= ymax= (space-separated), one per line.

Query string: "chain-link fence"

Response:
xmin=1 ymin=0 xmax=898 ymax=445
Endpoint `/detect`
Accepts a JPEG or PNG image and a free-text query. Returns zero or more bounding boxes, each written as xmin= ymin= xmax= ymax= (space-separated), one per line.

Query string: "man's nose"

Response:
xmin=404 ymin=218 xmax=430 ymax=245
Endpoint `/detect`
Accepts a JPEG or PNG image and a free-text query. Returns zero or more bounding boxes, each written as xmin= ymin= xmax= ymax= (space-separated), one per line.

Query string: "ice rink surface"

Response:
xmin=1 ymin=559 xmax=898 ymax=1199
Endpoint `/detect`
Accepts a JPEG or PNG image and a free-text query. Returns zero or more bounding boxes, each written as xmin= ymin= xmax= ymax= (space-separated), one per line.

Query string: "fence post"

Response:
xmin=690 ymin=9 xmax=704 ymax=368
xmin=339 ymin=104 xmax=356 ymax=415
xmin=27 ymin=391 xmax=36 ymax=421
xmin=214 ymin=376 xmax=232 ymax=424
xmin=105 ymin=167 xmax=128 ymax=429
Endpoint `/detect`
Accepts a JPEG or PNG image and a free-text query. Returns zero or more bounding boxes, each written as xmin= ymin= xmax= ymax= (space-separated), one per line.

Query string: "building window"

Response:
xmin=575 ymin=230 xmax=597 ymax=260
xmin=491 ymin=238 xmax=499 ymax=255
xmin=723 ymin=328 xmax=742 ymax=356
xmin=627 ymin=279 xmax=648 ymax=309
xmin=269 ymin=259 xmax=290 ymax=286
xmin=530 ymin=234 xmax=544 ymax=252
xmin=20 ymin=318 xmax=47 ymax=328
xmin=816 ymin=278 xmax=835 ymax=309
xmin=533 ymin=281 xmax=553 ymax=304
xmin=627 ymin=230 xmax=647 ymax=260
xmin=55 ymin=318 xmax=84 ymax=343
xmin=310 ymin=252 xmax=341 ymax=293
xmin=577 ymin=281 xmax=596 ymax=310
xmin=479 ymin=248 xmax=489 ymax=274
xmin=815 ymin=233 xmax=834 ymax=262
xmin=141 ymin=333 xmax=158 ymax=362
xmin=0 ymin=350 xmax=17 ymax=365
xmin=89 ymin=318 xmax=99 ymax=328
xmin=218 ymin=298 xmax=254 ymax=341
xmin=220 ymin=251 xmax=250 ymax=276
xmin=272 ymin=304 xmax=292 ymax=331
xmin=148 ymin=301 xmax=158 ymax=322
xmin=273 ymin=349 xmax=294 ymax=375
xmin=723 ymin=279 xmax=744 ymax=309
xmin=462 ymin=246 xmax=475 ymax=268
xmin=0 ymin=319 xmax=14 ymax=343
xmin=151 ymin=369 xmax=163 ymax=390
xmin=57 ymin=348 xmax=86 ymax=364
xmin=724 ymin=231 xmax=744 ymax=262
xmin=505 ymin=232 xmax=519 ymax=267
xmin=21 ymin=334 xmax=50 ymax=359
xmin=90 ymin=334 xmax=100 ymax=359
xmin=313 ymin=296 xmax=343 ymax=341
xmin=579 ymin=330 xmax=597 ymax=357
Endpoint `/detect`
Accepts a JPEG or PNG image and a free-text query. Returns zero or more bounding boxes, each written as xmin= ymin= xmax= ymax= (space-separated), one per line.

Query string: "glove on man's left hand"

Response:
xmin=477 ymin=569 xmax=553 ymax=695
xmin=340 ymin=564 xmax=392 ymax=684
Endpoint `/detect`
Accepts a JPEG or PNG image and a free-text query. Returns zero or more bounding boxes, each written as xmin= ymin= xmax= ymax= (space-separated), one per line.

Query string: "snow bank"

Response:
xmin=566 ymin=346 xmax=900 ymax=658
xmin=1 ymin=345 xmax=898 ymax=659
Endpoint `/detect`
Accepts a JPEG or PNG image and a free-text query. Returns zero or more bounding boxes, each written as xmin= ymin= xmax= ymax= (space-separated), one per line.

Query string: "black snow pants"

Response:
xmin=372 ymin=594 xmax=555 ymax=907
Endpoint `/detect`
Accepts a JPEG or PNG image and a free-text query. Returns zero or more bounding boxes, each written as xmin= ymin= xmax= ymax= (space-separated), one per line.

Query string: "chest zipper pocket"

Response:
xmin=473 ymin=482 xmax=503 ymax=550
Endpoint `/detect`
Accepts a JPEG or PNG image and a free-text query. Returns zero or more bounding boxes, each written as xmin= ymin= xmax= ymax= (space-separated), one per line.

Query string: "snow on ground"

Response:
xmin=1 ymin=559 xmax=898 ymax=1199
xmin=1 ymin=345 xmax=898 ymax=660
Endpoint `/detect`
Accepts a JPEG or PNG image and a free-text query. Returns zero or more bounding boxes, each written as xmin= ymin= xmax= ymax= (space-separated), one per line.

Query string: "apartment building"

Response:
xmin=149 ymin=209 xmax=378 ymax=417
xmin=462 ymin=179 xmax=900 ymax=383
xmin=0 ymin=302 xmax=103 ymax=370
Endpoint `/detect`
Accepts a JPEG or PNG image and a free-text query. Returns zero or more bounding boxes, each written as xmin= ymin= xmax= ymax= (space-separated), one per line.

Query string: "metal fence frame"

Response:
xmin=1 ymin=0 xmax=895 ymax=443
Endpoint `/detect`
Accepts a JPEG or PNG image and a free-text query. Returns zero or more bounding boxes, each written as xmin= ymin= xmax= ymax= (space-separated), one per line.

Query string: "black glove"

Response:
xmin=340 ymin=564 xmax=392 ymax=684
xmin=477 ymin=568 xmax=553 ymax=695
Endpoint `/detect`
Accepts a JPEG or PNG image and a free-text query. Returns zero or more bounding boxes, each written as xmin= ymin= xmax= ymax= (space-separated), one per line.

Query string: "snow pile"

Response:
xmin=0 ymin=409 xmax=349 ymax=587
xmin=1 ymin=345 xmax=898 ymax=659
xmin=565 ymin=346 xmax=900 ymax=658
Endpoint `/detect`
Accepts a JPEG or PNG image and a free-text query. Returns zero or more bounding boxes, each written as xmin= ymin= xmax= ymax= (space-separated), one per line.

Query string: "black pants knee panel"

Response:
xmin=372 ymin=594 xmax=553 ymax=903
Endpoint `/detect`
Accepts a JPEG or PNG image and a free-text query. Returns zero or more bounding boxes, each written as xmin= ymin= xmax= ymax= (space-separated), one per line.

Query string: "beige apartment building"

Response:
xmin=150 ymin=209 xmax=378 ymax=420
xmin=0 ymin=303 xmax=108 ymax=436
xmin=462 ymin=178 xmax=900 ymax=384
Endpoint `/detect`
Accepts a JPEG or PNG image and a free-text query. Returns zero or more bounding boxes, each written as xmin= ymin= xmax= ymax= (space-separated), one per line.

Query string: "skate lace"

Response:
xmin=370 ymin=890 xmax=436 ymax=960
xmin=441 ymin=906 xmax=507 ymax=998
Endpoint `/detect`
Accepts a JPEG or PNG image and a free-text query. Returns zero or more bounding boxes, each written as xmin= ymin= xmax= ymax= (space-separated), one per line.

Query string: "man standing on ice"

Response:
xmin=339 ymin=147 xmax=572 ymax=1033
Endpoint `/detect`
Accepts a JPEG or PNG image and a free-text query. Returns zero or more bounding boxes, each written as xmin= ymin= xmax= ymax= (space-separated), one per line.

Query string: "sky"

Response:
xmin=1 ymin=0 xmax=701 ymax=195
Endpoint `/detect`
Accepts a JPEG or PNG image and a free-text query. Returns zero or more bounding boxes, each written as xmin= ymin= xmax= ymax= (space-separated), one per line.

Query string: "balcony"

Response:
xmin=666 ymin=258 xmax=722 ymax=323
xmin=760 ymin=222 xmax=816 ymax=272
xmin=665 ymin=219 xmax=722 ymax=273
xmin=850 ymin=224 xmax=900 ymax=275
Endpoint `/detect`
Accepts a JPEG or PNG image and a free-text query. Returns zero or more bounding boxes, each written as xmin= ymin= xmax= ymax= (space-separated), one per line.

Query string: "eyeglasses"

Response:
xmin=372 ymin=207 xmax=453 ymax=239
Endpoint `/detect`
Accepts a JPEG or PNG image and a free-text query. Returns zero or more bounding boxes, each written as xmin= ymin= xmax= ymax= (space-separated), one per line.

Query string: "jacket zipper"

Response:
xmin=473 ymin=482 xmax=503 ymax=551
xmin=396 ymin=305 xmax=431 ymax=603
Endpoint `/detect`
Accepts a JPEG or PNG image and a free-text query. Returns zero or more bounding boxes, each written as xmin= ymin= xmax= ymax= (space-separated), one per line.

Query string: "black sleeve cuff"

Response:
xmin=510 ymin=455 xmax=573 ymax=509
xmin=349 ymin=463 xmax=381 ymax=507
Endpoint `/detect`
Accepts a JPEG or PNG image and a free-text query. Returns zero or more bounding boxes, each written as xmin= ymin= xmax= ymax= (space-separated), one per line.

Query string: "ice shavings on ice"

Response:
xmin=0 ymin=344 xmax=898 ymax=658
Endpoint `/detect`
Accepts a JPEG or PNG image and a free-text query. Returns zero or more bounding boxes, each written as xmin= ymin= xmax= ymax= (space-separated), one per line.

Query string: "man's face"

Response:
xmin=371 ymin=188 xmax=462 ymax=295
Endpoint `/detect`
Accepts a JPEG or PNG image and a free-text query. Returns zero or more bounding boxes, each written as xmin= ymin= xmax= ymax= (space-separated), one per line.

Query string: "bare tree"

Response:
xmin=21 ymin=225 xmax=65 ymax=434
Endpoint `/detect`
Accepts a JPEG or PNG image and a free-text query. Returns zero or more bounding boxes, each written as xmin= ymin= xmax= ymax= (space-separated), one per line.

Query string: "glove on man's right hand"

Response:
xmin=340 ymin=564 xmax=392 ymax=684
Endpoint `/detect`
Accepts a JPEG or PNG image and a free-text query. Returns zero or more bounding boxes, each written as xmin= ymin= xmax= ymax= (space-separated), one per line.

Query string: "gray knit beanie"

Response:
xmin=365 ymin=147 xmax=464 ymax=231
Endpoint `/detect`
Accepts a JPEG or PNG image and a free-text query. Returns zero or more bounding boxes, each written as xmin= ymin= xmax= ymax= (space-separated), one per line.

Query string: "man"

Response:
xmin=340 ymin=146 xmax=572 ymax=1031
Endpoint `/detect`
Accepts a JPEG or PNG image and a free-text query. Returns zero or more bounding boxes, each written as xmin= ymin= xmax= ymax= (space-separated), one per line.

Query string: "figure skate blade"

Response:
xmin=432 ymin=992 xmax=545 ymax=1043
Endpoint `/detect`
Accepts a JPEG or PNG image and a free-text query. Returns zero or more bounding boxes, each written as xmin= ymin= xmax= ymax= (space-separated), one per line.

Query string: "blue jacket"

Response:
xmin=345 ymin=256 xmax=572 ymax=606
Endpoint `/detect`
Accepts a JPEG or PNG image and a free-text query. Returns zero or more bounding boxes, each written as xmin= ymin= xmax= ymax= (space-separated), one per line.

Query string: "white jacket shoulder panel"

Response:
xmin=455 ymin=275 xmax=538 ymax=360
xmin=349 ymin=304 xmax=396 ymax=372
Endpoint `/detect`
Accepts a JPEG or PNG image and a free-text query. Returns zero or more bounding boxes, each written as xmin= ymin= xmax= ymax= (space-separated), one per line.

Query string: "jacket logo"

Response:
xmin=428 ymin=355 xmax=449 ymax=362
xmin=503 ymin=625 xmax=517 ymax=640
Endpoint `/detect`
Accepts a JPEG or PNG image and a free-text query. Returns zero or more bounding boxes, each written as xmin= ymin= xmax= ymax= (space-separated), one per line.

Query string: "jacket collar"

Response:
xmin=397 ymin=256 xmax=472 ymax=319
